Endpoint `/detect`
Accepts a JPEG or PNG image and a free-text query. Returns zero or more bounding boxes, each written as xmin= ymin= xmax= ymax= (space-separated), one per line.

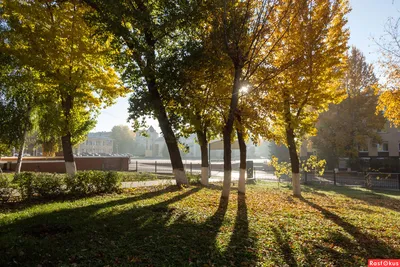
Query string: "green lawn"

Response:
xmin=0 ymin=183 xmax=399 ymax=266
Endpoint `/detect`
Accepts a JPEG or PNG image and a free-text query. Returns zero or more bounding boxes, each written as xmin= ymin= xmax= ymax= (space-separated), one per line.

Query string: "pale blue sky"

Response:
xmin=93 ymin=0 xmax=400 ymax=133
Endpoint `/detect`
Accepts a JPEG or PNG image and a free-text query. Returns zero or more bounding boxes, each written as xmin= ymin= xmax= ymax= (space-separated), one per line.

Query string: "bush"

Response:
xmin=65 ymin=171 xmax=121 ymax=195
xmin=11 ymin=171 xmax=122 ymax=201
xmin=14 ymin=172 xmax=65 ymax=199
xmin=0 ymin=174 xmax=18 ymax=203
xmin=186 ymin=173 xmax=201 ymax=185
xmin=13 ymin=172 xmax=35 ymax=200
xmin=32 ymin=173 xmax=65 ymax=198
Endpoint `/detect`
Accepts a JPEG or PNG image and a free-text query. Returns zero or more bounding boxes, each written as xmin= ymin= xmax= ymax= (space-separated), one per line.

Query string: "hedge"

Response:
xmin=0 ymin=171 xmax=122 ymax=203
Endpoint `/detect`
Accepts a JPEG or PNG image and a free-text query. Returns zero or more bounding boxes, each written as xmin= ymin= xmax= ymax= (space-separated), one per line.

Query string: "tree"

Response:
xmin=214 ymin=0 xmax=296 ymax=199
xmin=313 ymin=47 xmax=385 ymax=169
xmin=376 ymin=16 xmax=400 ymax=126
xmin=111 ymin=125 xmax=135 ymax=154
xmin=0 ymin=49 xmax=42 ymax=173
xmin=80 ymin=0 xmax=208 ymax=187
xmin=1 ymin=0 xmax=125 ymax=174
xmin=261 ymin=0 xmax=349 ymax=197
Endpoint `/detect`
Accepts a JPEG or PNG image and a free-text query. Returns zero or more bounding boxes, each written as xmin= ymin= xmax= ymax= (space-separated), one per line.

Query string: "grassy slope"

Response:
xmin=0 ymin=183 xmax=399 ymax=266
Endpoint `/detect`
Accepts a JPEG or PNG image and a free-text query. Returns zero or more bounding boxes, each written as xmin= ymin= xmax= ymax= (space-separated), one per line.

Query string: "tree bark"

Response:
xmin=286 ymin=127 xmax=301 ymax=197
xmin=15 ymin=132 xmax=26 ymax=174
xmin=16 ymin=105 xmax=32 ymax=174
xmin=222 ymin=66 xmax=242 ymax=199
xmin=61 ymin=94 xmax=76 ymax=175
xmin=197 ymin=130 xmax=209 ymax=186
xmin=236 ymin=126 xmax=246 ymax=194
xmin=146 ymin=79 xmax=188 ymax=187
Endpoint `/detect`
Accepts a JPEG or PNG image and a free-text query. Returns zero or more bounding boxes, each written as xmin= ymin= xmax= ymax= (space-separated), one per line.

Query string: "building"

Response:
xmin=75 ymin=132 xmax=114 ymax=155
xmin=301 ymin=122 xmax=400 ymax=171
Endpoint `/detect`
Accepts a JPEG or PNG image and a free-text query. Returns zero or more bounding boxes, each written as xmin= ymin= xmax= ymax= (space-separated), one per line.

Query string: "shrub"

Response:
xmin=65 ymin=171 xmax=121 ymax=195
xmin=186 ymin=173 xmax=201 ymax=185
xmin=0 ymin=174 xmax=18 ymax=203
xmin=13 ymin=172 xmax=65 ymax=199
xmin=32 ymin=173 xmax=64 ymax=198
xmin=13 ymin=172 xmax=35 ymax=200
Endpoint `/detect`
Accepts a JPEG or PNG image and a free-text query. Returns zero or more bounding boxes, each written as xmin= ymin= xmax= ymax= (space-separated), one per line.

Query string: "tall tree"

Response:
xmin=1 ymin=0 xmax=125 ymax=174
xmin=214 ymin=0 xmax=296 ymax=199
xmin=376 ymin=15 xmax=400 ymax=125
xmin=81 ymin=0 xmax=206 ymax=187
xmin=313 ymin=47 xmax=385 ymax=169
xmin=261 ymin=0 xmax=349 ymax=196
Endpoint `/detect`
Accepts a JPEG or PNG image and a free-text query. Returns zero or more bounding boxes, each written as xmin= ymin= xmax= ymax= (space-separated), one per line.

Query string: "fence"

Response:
xmin=129 ymin=160 xmax=400 ymax=190
xmin=302 ymin=171 xmax=400 ymax=190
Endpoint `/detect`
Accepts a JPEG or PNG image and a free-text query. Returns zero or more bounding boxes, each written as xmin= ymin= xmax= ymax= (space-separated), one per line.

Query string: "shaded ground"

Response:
xmin=0 ymin=183 xmax=399 ymax=266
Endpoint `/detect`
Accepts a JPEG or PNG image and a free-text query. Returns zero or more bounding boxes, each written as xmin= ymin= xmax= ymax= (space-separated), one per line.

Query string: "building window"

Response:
xmin=377 ymin=142 xmax=389 ymax=152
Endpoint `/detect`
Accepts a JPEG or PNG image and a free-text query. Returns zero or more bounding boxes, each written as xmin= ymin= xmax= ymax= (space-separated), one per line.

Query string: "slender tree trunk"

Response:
xmin=197 ymin=130 xmax=209 ymax=186
xmin=222 ymin=66 xmax=242 ymax=199
xmin=61 ymin=94 xmax=76 ymax=175
xmin=286 ymin=127 xmax=301 ymax=197
xmin=236 ymin=127 xmax=246 ymax=194
xmin=16 ymin=106 xmax=32 ymax=174
xmin=15 ymin=132 xmax=27 ymax=174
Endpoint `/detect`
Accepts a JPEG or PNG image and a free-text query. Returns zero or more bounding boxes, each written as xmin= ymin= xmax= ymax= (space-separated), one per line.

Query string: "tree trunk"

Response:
xmin=16 ymin=105 xmax=32 ymax=174
xmin=61 ymin=94 xmax=76 ymax=175
xmin=197 ymin=130 xmax=209 ymax=186
xmin=286 ymin=127 xmax=301 ymax=197
xmin=236 ymin=127 xmax=246 ymax=194
xmin=222 ymin=66 xmax=242 ymax=199
xmin=15 ymin=133 xmax=26 ymax=174
xmin=146 ymin=80 xmax=188 ymax=187
xmin=62 ymin=132 xmax=76 ymax=174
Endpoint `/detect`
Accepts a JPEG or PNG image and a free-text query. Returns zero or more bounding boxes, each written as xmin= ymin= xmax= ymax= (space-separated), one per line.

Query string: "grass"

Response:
xmin=0 ymin=182 xmax=399 ymax=266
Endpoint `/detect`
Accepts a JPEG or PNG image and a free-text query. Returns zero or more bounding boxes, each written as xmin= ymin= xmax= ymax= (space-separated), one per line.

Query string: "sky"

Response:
xmin=92 ymin=0 xmax=400 ymax=133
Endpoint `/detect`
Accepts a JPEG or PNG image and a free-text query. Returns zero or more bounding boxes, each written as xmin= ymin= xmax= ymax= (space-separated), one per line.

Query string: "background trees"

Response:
xmin=111 ymin=125 xmax=136 ymax=155
xmin=1 ymin=0 xmax=125 ymax=174
xmin=260 ymin=0 xmax=350 ymax=196
xmin=313 ymin=47 xmax=385 ymax=170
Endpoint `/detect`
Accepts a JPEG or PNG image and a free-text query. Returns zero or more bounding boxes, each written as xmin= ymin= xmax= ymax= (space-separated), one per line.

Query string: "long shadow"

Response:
xmin=271 ymin=226 xmax=298 ymax=267
xmin=224 ymin=193 xmax=258 ymax=265
xmin=0 ymin=185 xmax=180 ymax=215
xmin=300 ymin=197 xmax=400 ymax=259
xmin=0 ymin=186 xmax=239 ymax=266
xmin=304 ymin=184 xmax=400 ymax=213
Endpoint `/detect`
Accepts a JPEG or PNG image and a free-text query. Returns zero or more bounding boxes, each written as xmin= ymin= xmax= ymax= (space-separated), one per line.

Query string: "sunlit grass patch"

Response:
xmin=0 ymin=183 xmax=399 ymax=266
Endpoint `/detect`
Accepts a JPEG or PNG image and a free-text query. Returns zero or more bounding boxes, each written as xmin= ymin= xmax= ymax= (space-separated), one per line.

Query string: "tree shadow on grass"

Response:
xmin=224 ymin=193 xmax=258 ymax=266
xmin=0 ymin=185 xmax=181 ymax=214
xmin=271 ymin=226 xmax=298 ymax=267
xmin=300 ymin=197 xmax=400 ymax=260
xmin=0 ymin=186 xmax=259 ymax=266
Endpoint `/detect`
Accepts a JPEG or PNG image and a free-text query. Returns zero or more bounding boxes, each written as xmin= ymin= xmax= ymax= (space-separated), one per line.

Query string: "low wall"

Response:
xmin=0 ymin=157 xmax=130 ymax=173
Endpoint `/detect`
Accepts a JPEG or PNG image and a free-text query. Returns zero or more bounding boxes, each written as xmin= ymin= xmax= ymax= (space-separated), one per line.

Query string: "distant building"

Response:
xmin=135 ymin=126 xmax=259 ymax=159
xmin=301 ymin=121 xmax=400 ymax=171
xmin=75 ymin=132 xmax=113 ymax=155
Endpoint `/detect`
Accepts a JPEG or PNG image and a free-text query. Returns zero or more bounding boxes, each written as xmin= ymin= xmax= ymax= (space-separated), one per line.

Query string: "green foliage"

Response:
xmin=186 ymin=173 xmax=201 ymax=185
xmin=0 ymin=173 xmax=17 ymax=203
xmin=11 ymin=171 xmax=121 ymax=201
xmin=65 ymin=171 xmax=121 ymax=195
